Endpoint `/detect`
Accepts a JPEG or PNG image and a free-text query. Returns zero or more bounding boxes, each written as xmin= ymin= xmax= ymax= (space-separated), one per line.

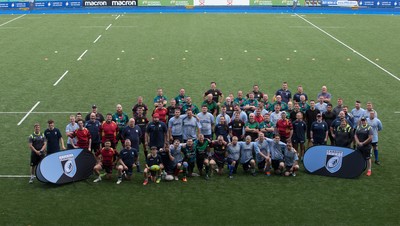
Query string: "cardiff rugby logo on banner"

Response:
xmin=325 ymin=150 xmax=343 ymax=173
xmin=59 ymin=154 xmax=77 ymax=178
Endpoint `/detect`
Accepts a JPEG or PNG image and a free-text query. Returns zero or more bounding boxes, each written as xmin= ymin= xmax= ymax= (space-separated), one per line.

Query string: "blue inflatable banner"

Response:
xmin=36 ymin=149 xmax=96 ymax=185
xmin=303 ymin=145 xmax=366 ymax=179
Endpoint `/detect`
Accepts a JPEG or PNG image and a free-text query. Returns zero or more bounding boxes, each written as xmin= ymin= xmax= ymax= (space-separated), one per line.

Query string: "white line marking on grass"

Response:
xmin=295 ymin=14 xmax=400 ymax=82
xmin=17 ymin=101 xmax=40 ymax=126
xmin=0 ymin=27 xmax=23 ymax=30
xmin=80 ymin=26 xmax=106 ymax=28
xmin=106 ymin=24 xmax=112 ymax=30
xmin=395 ymin=112 xmax=400 ymax=114
xmin=115 ymin=15 xmax=120 ymax=20
xmin=93 ymin=35 xmax=102 ymax=43
xmin=0 ymin=14 xmax=26 ymax=27
xmin=77 ymin=49 xmax=88 ymax=61
xmin=53 ymin=70 xmax=69 ymax=86
xmin=0 ymin=175 xmax=31 ymax=178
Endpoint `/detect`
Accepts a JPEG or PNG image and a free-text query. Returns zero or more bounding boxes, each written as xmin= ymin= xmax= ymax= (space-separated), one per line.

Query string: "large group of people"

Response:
xmin=28 ymin=82 xmax=383 ymax=185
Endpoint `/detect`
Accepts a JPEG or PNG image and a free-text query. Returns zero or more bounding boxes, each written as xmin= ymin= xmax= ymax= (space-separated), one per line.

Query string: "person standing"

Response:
xmin=204 ymin=81 xmax=223 ymax=107
xmin=351 ymin=100 xmax=365 ymax=126
xmin=100 ymin=113 xmax=118 ymax=149
xmin=44 ymin=119 xmax=65 ymax=155
xmin=197 ymin=105 xmax=215 ymax=140
xmin=291 ymin=112 xmax=307 ymax=160
xmin=85 ymin=105 xmax=105 ymax=123
xmin=70 ymin=119 xmax=92 ymax=151
xmin=333 ymin=120 xmax=353 ymax=148
xmin=132 ymin=96 xmax=149 ymax=117
xmin=323 ymin=103 xmax=336 ymax=145
xmin=121 ymin=118 xmax=142 ymax=172
xmin=310 ymin=113 xmax=328 ymax=146
xmin=275 ymin=112 xmax=293 ymax=143
xmin=305 ymin=100 xmax=320 ymax=147
xmin=146 ymin=113 xmax=168 ymax=150
xmin=134 ymin=108 xmax=149 ymax=157
xmin=28 ymin=123 xmax=47 ymax=184
xmin=367 ymin=112 xmax=383 ymax=165
xmin=85 ymin=113 xmax=102 ymax=153
xmin=275 ymin=81 xmax=292 ymax=104
xmin=153 ymin=88 xmax=168 ymax=107
xmin=65 ymin=115 xmax=79 ymax=149
xmin=317 ymin=86 xmax=332 ymax=104
xmin=354 ymin=117 xmax=373 ymax=176
xmin=113 ymin=104 xmax=129 ymax=147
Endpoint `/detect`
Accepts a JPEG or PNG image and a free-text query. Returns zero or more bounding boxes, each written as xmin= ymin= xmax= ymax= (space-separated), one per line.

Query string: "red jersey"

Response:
xmin=96 ymin=147 xmax=117 ymax=166
xmin=153 ymin=107 xmax=168 ymax=123
xmin=254 ymin=114 xmax=264 ymax=123
xmin=276 ymin=118 xmax=293 ymax=138
xmin=73 ymin=128 xmax=91 ymax=149
xmin=101 ymin=121 xmax=118 ymax=143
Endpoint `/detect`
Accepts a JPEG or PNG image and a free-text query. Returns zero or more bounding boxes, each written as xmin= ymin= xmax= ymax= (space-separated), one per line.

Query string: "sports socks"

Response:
xmin=228 ymin=165 xmax=233 ymax=176
xmin=374 ymin=149 xmax=379 ymax=161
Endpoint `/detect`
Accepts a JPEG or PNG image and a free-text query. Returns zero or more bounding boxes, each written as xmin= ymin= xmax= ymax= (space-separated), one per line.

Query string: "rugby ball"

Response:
xmin=165 ymin=175 xmax=174 ymax=181
xmin=150 ymin=165 xmax=160 ymax=171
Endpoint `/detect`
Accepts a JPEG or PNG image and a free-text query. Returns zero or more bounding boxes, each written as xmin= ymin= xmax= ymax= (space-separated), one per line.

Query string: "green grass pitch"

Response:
xmin=0 ymin=13 xmax=399 ymax=225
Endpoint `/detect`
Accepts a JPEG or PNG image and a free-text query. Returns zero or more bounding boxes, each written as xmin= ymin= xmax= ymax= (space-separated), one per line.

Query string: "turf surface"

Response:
xmin=0 ymin=13 xmax=399 ymax=225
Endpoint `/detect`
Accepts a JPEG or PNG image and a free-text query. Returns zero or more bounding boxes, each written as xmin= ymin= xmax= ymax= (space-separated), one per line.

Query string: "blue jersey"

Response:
xmin=44 ymin=128 xmax=62 ymax=154
xmin=366 ymin=118 xmax=382 ymax=143
xmin=227 ymin=143 xmax=240 ymax=161
xmin=146 ymin=121 xmax=167 ymax=148
xmin=255 ymin=140 xmax=270 ymax=163
xmin=119 ymin=147 xmax=138 ymax=166
xmin=168 ymin=115 xmax=186 ymax=136
xmin=197 ymin=112 xmax=214 ymax=136
xmin=238 ymin=141 xmax=260 ymax=164
xmin=284 ymin=148 xmax=299 ymax=167
xmin=169 ymin=144 xmax=184 ymax=165
xmin=121 ymin=125 xmax=142 ymax=151
xmin=85 ymin=120 xmax=101 ymax=143
xmin=311 ymin=121 xmax=328 ymax=143
xmin=266 ymin=138 xmax=286 ymax=160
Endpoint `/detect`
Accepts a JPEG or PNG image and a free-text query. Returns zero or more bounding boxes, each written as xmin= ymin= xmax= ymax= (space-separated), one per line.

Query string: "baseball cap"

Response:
xmin=281 ymin=111 xmax=286 ymax=115
xmin=92 ymin=104 xmax=97 ymax=109
xmin=360 ymin=116 xmax=366 ymax=121
xmin=153 ymin=113 xmax=160 ymax=118
xmin=317 ymin=113 xmax=322 ymax=117
xmin=151 ymin=146 xmax=157 ymax=150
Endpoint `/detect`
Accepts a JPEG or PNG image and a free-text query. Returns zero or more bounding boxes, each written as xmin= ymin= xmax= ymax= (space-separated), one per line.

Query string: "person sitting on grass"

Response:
xmin=93 ymin=140 xmax=118 ymax=183
xmin=143 ymin=146 xmax=163 ymax=185
xmin=283 ymin=141 xmax=299 ymax=177
xmin=116 ymin=140 xmax=138 ymax=185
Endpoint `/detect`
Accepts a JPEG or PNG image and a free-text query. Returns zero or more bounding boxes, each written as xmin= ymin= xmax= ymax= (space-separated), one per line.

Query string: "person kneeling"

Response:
xmin=143 ymin=146 xmax=164 ymax=185
xmin=93 ymin=140 xmax=118 ymax=183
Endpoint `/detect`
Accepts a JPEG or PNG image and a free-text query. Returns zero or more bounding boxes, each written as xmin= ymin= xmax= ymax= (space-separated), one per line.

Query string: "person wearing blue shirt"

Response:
xmin=367 ymin=111 xmax=383 ymax=165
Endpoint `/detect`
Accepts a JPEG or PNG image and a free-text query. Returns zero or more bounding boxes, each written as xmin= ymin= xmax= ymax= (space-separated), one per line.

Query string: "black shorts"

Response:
xmin=242 ymin=159 xmax=254 ymax=171
xmin=30 ymin=152 xmax=44 ymax=167
xmin=125 ymin=165 xmax=133 ymax=176
xmin=227 ymin=158 xmax=238 ymax=165
xmin=212 ymin=157 xmax=225 ymax=168
xmin=271 ymin=159 xmax=284 ymax=170
xmin=196 ymin=156 xmax=207 ymax=170
xmin=285 ymin=165 xmax=293 ymax=171
xmin=292 ymin=137 xmax=305 ymax=144
xmin=139 ymin=135 xmax=146 ymax=145
xmin=371 ymin=142 xmax=378 ymax=148
xmin=102 ymin=164 xmax=113 ymax=174
xmin=187 ymin=161 xmax=195 ymax=173
xmin=257 ymin=161 xmax=266 ymax=170
xmin=91 ymin=143 xmax=101 ymax=153
xmin=357 ymin=146 xmax=371 ymax=160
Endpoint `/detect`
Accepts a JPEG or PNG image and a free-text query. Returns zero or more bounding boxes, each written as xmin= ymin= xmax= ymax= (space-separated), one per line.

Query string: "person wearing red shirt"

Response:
xmin=100 ymin=113 xmax=118 ymax=148
xmin=254 ymin=107 xmax=264 ymax=123
xmin=275 ymin=112 xmax=293 ymax=143
xmin=93 ymin=140 xmax=118 ymax=183
xmin=70 ymin=119 xmax=91 ymax=151
xmin=153 ymin=101 xmax=168 ymax=123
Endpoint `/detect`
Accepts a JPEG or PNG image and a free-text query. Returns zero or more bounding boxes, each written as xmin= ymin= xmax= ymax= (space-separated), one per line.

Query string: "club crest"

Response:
xmin=325 ymin=150 xmax=343 ymax=173
xmin=59 ymin=154 xmax=77 ymax=178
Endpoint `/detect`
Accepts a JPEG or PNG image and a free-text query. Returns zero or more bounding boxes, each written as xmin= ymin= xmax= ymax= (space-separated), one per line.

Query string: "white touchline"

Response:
xmin=77 ymin=49 xmax=88 ymax=61
xmin=93 ymin=35 xmax=102 ymax=44
xmin=0 ymin=175 xmax=31 ymax=178
xmin=295 ymin=14 xmax=400 ymax=82
xmin=106 ymin=23 xmax=112 ymax=30
xmin=395 ymin=112 xmax=400 ymax=114
xmin=17 ymin=101 xmax=40 ymax=126
xmin=0 ymin=14 xmax=26 ymax=27
xmin=115 ymin=15 xmax=120 ymax=20
xmin=53 ymin=70 xmax=69 ymax=86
